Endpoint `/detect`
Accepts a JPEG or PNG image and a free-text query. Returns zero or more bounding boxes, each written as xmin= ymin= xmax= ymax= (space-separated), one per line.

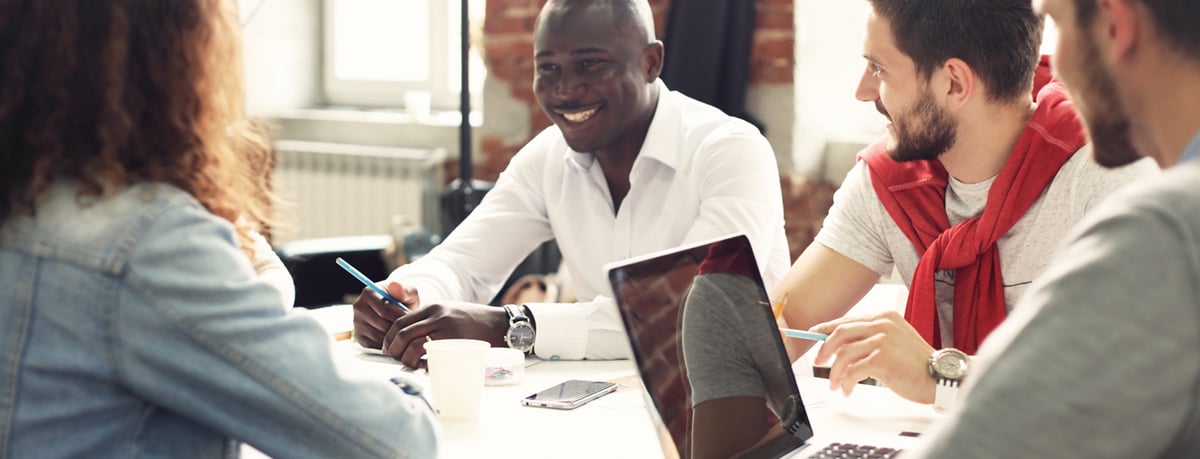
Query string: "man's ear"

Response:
xmin=940 ymin=58 xmax=976 ymax=111
xmin=643 ymin=41 xmax=665 ymax=82
xmin=1100 ymin=0 xmax=1140 ymax=64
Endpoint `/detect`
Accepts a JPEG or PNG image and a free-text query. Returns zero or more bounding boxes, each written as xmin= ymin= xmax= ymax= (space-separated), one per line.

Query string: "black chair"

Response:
xmin=276 ymin=235 xmax=392 ymax=309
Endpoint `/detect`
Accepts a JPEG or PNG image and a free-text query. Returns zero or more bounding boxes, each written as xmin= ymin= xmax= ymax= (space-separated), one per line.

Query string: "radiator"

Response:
xmin=271 ymin=140 xmax=446 ymax=244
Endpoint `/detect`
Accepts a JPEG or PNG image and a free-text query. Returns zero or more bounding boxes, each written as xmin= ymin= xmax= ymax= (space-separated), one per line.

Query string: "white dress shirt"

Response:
xmin=388 ymin=80 xmax=790 ymax=360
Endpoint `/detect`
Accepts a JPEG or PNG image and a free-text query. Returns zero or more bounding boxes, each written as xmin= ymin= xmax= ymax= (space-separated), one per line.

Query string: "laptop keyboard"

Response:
xmin=810 ymin=442 xmax=901 ymax=458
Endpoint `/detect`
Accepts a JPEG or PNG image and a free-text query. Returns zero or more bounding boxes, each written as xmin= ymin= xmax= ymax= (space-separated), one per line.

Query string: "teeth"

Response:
xmin=562 ymin=107 xmax=598 ymax=123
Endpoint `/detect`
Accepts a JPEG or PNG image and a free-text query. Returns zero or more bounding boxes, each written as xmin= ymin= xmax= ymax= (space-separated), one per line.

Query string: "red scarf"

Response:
xmin=859 ymin=66 xmax=1085 ymax=353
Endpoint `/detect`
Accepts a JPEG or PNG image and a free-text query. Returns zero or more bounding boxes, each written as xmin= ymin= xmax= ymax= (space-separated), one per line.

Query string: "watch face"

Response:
xmin=933 ymin=350 xmax=969 ymax=380
xmin=506 ymin=322 xmax=535 ymax=352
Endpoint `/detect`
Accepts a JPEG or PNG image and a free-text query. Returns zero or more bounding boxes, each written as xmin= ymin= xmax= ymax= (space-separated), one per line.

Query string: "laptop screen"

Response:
xmin=608 ymin=234 xmax=813 ymax=459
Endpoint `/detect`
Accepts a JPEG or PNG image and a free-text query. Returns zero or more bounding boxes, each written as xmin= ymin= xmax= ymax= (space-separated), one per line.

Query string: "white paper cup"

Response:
xmin=424 ymin=339 xmax=489 ymax=420
xmin=404 ymin=90 xmax=432 ymax=121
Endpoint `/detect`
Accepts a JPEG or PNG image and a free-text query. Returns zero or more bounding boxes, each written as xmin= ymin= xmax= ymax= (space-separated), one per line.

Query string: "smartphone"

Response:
xmin=521 ymin=379 xmax=618 ymax=410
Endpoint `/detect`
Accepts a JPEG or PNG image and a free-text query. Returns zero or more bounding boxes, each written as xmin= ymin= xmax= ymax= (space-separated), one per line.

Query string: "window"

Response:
xmin=323 ymin=0 xmax=485 ymax=112
xmin=1041 ymin=17 xmax=1059 ymax=55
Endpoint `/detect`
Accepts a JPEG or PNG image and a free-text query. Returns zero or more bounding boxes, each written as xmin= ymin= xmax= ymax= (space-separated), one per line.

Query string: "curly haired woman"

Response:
xmin=0 ymin=1 xmax=437 ymax=457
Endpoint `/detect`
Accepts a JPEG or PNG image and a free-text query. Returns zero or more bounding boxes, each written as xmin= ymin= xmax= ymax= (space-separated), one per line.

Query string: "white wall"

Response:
xmin=746 ymin=86 xmax=796 ymax=173
xmin=792 ymin=1 xmax=884 ymax=180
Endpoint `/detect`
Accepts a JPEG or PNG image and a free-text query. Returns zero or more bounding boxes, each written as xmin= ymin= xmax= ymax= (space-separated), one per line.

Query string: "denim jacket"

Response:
xmin=0 ymin=181 xmax=439 ymax=458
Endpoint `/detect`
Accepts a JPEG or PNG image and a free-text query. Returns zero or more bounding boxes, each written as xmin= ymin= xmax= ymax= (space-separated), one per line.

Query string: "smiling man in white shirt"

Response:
xmin=351 ymin=0 xmax=789 ymax=366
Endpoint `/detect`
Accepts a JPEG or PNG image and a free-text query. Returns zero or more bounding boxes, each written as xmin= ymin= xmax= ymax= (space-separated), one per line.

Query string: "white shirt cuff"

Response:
xmin=525 ymin=302 xmax=589 ymax=360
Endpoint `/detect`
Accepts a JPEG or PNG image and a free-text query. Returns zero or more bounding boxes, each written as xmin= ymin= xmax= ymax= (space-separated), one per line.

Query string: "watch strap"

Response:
xmin=933 ymin=378 xmax=960 ymax=413
xmin=503 ymin=304 xmax=528 ymax=324
xmin=521 ymin=304 xmax=536 ymax=330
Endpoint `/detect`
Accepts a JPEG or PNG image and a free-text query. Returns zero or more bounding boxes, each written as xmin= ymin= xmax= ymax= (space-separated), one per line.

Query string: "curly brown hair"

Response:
xmin=0 ymin=0 xmax=274 ymax=256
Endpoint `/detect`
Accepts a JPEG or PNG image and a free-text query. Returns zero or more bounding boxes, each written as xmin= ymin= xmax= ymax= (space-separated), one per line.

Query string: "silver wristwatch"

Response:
xmin=929 ymin=347 xmax=969 ymax=413
xmin=503 ymin=304 xmax=536 ymax=354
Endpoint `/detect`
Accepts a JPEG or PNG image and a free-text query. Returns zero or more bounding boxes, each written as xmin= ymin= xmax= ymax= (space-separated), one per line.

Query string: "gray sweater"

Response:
xmin=907 ymin=159 xmax=1200 ymax=458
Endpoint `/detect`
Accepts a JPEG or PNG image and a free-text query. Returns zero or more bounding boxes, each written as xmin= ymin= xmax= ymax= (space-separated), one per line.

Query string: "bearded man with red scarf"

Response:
xmin=772 ymin=0 xmax=1156 ymax=411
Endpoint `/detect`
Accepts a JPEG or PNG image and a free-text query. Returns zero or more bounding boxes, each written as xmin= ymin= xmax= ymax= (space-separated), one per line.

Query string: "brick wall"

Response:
xmin=478 ymin=0 xmax=828 ymax=259
xmin=751 ymin=0 xmax=795 ymax=85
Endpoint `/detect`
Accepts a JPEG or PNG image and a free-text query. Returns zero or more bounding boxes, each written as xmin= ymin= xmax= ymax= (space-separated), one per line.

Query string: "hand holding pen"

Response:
xmin=772 ymin=293 xmax=829 ymax=342
xmin=338 ymin=257 xmax=423 ymax=349
xmin=337 ymin=257 xmax=412 ymax=312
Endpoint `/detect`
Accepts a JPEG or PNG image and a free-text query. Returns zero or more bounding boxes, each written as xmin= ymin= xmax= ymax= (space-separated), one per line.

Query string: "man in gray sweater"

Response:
xmin=907 ymin=0 xmax=1200 ymax=457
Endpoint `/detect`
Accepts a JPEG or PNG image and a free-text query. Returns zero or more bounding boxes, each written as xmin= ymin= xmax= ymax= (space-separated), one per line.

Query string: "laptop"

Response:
xmin=606 ymin=234 xmax=917 ymax=458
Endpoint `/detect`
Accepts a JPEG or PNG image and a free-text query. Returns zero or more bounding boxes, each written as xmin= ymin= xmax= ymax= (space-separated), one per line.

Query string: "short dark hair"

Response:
xmin=868 ymin=0 xmax=1044 ymax=103
xmin=544 ymin=0 xmax=656 ymax=44
xmin=1074 ymin=0 xmax=1200 ymax=60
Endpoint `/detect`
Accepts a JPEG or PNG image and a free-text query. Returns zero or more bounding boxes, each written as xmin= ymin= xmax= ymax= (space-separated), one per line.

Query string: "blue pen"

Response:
xmin=781 ymin=328 xmax=828 ymax=342
xmin=335 ymin=257 xmax=411 ymax=313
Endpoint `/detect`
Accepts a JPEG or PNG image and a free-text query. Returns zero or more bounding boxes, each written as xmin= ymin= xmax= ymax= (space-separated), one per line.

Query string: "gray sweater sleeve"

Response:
xmin=905 ymin=171 xmax=1200 ymax=459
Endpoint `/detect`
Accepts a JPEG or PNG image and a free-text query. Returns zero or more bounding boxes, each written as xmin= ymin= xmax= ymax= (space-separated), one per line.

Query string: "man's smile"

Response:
xmin=556 ymin=105 xmax=602 ymax=124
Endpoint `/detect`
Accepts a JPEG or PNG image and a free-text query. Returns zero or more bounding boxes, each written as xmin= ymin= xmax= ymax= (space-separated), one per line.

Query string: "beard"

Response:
xmin=1072 ymin=38 xmax=1141 ymax=168
xmin=885 ymin=87 xmax=958 ymax=163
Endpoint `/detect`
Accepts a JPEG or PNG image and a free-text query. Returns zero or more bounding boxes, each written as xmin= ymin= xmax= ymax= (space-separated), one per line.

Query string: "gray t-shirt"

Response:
xmin=816 ymin=147 xmax=1157 ymax=343
xmin=682 ymin=273 xmax=795 ymax=418
xmin=906 ymin=159 xmax=1200 ymax=459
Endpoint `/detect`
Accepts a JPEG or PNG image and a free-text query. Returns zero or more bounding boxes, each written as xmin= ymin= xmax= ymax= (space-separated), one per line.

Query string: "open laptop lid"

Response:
xmin=606 ymin=234 xmax=814 ymax=459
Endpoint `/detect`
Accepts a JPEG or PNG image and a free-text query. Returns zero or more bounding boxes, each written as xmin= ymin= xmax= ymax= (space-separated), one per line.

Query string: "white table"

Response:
xmin=330 ymin=344 xmax=663 ymax=458
xmin=324 ymin=341 xmax=937 ymax=458
xmin=247 ymin=297 xmax=938 ymax=458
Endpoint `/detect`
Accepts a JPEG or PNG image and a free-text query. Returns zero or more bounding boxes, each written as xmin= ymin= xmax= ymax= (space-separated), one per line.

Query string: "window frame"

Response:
xmin=322 ymin=0 xmax=469 ymax=111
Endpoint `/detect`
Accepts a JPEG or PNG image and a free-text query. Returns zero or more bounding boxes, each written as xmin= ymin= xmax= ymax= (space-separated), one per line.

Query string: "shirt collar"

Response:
xmin=1177 ymin=129 xmax=1200 ymax=166
xmin=636 ymin=79 xmax=682 ymax=170
xmin=566 ymin=79 xmax=680 ymax=172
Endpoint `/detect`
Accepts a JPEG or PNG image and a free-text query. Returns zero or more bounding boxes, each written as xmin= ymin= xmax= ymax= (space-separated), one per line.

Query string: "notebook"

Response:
xmin=606 ymin=234 xmax=915 ymax=459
